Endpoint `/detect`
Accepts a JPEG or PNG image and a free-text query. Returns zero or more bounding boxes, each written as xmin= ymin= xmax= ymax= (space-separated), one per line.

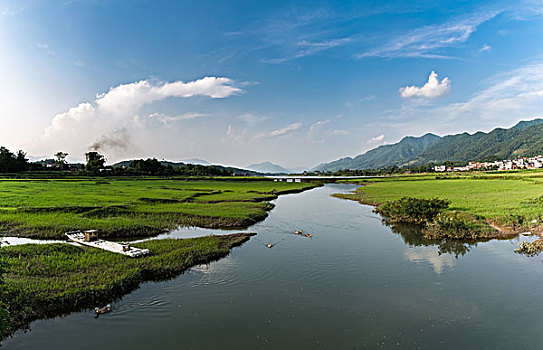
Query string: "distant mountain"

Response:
xmin=313 ymin=133 xmax=440 ymax=172
xmin=314 ymin=118 xmax=543 ymax=171
xmin=246 ymin=162 xmax=292 ymax=174
xmin=181 ymin=158 xmax=210 ymax=165
xmin=415 ymin=118 xmax=543 ymax=164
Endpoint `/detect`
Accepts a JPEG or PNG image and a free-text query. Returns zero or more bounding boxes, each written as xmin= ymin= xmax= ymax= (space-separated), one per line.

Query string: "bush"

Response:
xmin=375 ymin=197 xmax=449 ymax=224
xmin=425 ymin=211 xmax=496 ymax=239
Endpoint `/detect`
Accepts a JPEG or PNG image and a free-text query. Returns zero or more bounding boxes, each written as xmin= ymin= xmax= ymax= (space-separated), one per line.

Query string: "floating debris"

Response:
xmin=94 ymin=304 xmax=111 ymax=316
xmin=294 ymin=230 xmax=312 ymax=238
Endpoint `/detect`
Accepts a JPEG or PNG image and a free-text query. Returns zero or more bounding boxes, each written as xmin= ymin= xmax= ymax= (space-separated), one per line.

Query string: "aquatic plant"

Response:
xmin=515 ymin=240 xmax=543 ymax=257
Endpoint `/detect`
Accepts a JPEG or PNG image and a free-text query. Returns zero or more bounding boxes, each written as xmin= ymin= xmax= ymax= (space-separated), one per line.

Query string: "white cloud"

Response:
xmin=479 ymin=44 xmax=492 ymax=52
xmin=36 ymin=43 xmax=55 ymax=56
xmin=309 ymin=119 xmax=330 ymax=133
xmin=357 ymin=11 xmax=500 ymax=59
xmin=437 ymin=62 xmax=543 ymax=121
xmin=367 ymin=134 xmax=385 ymax=144
xmin=263 ymin=37 xmax=353 ymax=64
xmin=400 ymin=71 xmax=451 ymax=99
xmin=31 ymin=77 xmax=241 ymax=160
xmin=146 ymin=112 xmax=208 ymax=125
xmin=269 ymin=122 xmax=303 ymax=136
xmin=333 ymin=129 xmax=348 ymax=135
xmin=382 ymin=61 xmax=543 ymax=137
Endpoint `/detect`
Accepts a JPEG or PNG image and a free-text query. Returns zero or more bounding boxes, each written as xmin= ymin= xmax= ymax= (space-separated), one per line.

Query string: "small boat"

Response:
xmin=294 ymin=230 xmax=303 ymax=235
xmin=266 ymin=243 xmax=274 ymax=248
xmin=66 ymin=230 xmax=149 ymax=257
xmin=305 ymin=234 xmax=312 ymax=238
xmin=95 ymin=304 xmax=111 ymax=314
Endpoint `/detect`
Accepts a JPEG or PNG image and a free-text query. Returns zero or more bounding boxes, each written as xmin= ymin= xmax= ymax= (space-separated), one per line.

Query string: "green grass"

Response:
xmin=336 ymin=171 xmax=543 ymax=230
xmin=1 ymin=233 xmax=254 ymax=339
xmin=0 ymin=178 xmax=318 ymax=238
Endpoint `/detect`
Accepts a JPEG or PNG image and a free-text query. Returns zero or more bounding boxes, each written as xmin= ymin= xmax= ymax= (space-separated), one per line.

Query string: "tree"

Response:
xmin=0 ymin=147 xmax=28 ymax=172
xmin=85 ymin=152 xmax=106 ymax=173
xmin=54 ymin=152 xmax=69 ymax=170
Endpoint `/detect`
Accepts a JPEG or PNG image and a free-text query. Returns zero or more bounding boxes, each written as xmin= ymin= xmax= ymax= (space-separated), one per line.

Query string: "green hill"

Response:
xmin=315 ymin=118 xmax=543 ymax=171
xmin=417 ymin=119 xmax=543 ymax=164
xmin=313 ymin=133 xmax=440 ymax=171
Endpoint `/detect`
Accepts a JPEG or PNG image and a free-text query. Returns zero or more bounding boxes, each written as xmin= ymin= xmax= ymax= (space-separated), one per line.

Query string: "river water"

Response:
xmin=4 ymin=184 xmax=543 ymax=349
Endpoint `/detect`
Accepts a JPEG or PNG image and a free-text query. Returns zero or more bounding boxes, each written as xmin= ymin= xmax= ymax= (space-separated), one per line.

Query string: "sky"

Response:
xmin=1 ymin=0 xmax=543 ymax=169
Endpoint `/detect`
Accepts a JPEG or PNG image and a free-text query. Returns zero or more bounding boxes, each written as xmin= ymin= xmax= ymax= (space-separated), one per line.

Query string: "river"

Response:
xmin=4 ymin=183 xmax=543 ymax=349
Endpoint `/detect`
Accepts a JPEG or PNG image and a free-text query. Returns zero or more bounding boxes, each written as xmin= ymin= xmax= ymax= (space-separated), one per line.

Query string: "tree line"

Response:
xmin=0 ymin=146 xmax=234 ymax=176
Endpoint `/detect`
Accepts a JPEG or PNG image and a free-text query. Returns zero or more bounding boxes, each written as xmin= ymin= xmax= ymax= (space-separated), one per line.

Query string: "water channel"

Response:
xmin=4 ymin=183 xmax=543 ymax=349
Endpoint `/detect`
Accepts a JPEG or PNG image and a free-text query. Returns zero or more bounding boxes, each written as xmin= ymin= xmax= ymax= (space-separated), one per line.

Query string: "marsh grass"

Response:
xmin=0 ymin=178 xmax=317 ymax=238
xmin=1 ymin=233 xmax=254 ymax=339
xmin=336 ymin=171 xmax=543 ymax=234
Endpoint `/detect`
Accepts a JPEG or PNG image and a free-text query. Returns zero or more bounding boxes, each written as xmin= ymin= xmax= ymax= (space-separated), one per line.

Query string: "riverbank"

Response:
xmin=335 ymin=171 xmax=543 ymax=239
xmin=1 ymin=232 xmax=254 ymax=340
xmin=0 ymin=178 xmax=319 ymax=239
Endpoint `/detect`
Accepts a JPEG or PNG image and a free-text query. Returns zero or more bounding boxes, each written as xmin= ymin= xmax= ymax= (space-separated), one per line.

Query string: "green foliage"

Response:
xmin=126 ymin=158 xmax=233 ymax=176
xmin=425 ymin=211 xmax=496 ymax=239
xmin=0 ymin=147 xmax=29 ymax=173
xmin=85 ymin=152 xmax=106 ymax=172
xmin=375 ymin=197 xmax=449 ymax=224
xmin=54 ymin=152 xmax=69 ymax=170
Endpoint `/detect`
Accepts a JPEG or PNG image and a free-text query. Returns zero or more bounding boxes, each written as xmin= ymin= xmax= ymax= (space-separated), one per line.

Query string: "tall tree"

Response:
xmin=54 ymin=152 xmax=69 ymax=170
xmin=0 ymin=147 xmax=28 ymax=172
xmin=85 ymin=152 xmax=106 ymax=173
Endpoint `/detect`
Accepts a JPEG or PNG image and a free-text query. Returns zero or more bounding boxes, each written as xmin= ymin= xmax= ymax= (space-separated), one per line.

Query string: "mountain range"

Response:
xmin=314 ymin=118 xmax=543 ymax=171
xmin=245 ymin=162 xmax=293 ymax=174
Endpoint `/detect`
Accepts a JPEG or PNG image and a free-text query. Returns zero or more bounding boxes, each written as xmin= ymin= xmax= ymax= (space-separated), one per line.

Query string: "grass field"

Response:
xmin=1 ymin=233 xmax=254 ymax=339
xmin=337 ymin=171 xmax=543 ymax=230
xmin=0 ymin=178 xmax=318 ymax=238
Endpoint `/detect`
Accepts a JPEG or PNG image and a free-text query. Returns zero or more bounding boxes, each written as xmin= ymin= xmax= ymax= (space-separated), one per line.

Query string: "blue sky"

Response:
xmin=1 ymin=0 xmax=543 ymax=168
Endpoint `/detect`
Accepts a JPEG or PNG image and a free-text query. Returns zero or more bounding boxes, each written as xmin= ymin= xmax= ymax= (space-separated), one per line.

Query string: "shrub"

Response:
xmin=425 ymin=211 xmax=496 ymax=239
xmin=375 ymin=197 xmax=449 ymax=224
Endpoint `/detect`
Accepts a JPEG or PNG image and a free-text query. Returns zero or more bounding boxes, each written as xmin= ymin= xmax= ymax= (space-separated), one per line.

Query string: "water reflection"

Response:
xmin=404 ymin=247 xmax=456 ymax=274
xmin=388 ymin=223 xmax=477 ymax=258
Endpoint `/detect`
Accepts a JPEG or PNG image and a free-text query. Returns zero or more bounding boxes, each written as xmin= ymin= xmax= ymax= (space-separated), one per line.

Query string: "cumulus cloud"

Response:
xmin=382 ymin=61 xmax=543 ymax=137
xmin=400 ymin=71 xmax=451 ymax=99
xmin=32 ymin=77 xmax=241 ymax=160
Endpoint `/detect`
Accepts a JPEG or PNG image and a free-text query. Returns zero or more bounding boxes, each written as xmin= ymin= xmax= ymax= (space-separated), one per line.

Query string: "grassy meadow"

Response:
xmin=0 ymin=178 xmax=318 ymax=238
xmin=337 ymin=171 xmax=543 ymax=231
xmin=1 ymin=233 xmax=254 ymax=338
